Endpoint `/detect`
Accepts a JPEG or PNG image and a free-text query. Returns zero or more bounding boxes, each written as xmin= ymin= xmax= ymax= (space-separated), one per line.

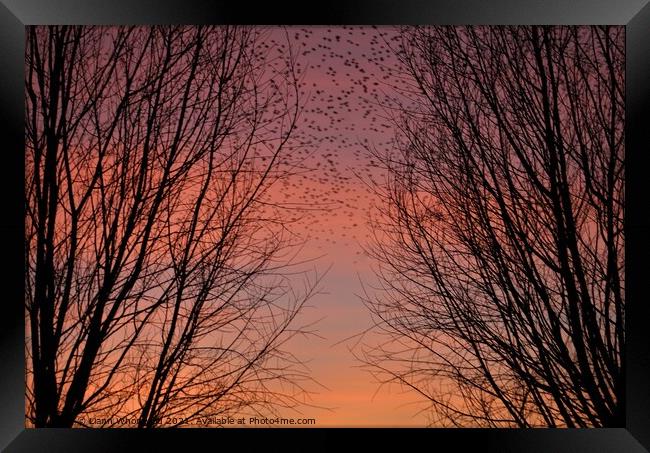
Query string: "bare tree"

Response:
xmin=362 ymin=26 xmax=624 ymax=427
xmin=25 ymin=25 xmax=319 ymax=428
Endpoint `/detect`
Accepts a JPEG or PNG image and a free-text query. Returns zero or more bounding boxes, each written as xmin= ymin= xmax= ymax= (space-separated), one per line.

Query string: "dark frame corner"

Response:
xmin=1 ymin=1 xmax=648 ymax=451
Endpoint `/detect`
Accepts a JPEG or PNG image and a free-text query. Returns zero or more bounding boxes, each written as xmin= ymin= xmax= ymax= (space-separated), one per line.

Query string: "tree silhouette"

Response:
xmin=25 ymin=25 xmax=319 ymax=428
xmin=362 ymin=26 xmax=624 ymax=427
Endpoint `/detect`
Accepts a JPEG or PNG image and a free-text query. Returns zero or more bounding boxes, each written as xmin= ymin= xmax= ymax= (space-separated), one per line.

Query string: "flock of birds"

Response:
xmin=252 ymin=27 xmax=436 ymax=422
xmin=257 ymin=26 xmax=409 ymax=256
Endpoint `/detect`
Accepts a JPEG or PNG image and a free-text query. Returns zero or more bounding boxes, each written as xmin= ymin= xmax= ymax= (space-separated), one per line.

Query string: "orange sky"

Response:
xmin=250 ymin=27 xmax=431 ymax=427
xmin=27 ymin=25 xmax=624 ymax=430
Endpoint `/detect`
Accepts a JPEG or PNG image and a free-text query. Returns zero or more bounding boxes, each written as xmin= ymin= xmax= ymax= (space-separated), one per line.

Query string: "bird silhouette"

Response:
xmin=255 ymin=26 xmax=408 ymax=255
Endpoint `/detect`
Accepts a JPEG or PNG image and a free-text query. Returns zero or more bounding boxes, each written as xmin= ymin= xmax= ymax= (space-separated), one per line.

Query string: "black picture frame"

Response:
xmin=1 ymin=1 xmax=648 ymax=451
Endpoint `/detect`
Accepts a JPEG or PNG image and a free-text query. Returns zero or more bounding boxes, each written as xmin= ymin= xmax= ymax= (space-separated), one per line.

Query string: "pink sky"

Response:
xmin=255 ymin=26 xmax=431 ymax=427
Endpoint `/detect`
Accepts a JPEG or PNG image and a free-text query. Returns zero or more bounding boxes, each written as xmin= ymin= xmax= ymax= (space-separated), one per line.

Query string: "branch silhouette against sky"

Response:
xmin=360 ymin=26 xmax=624 ymax=427
xmin=25 ymin=25 xmax=324 ymax=428
xmin=25 ymin=25 xmax=625 ymax=428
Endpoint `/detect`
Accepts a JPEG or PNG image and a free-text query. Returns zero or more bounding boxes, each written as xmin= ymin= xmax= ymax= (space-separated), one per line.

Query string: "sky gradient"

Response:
xmin=255 ymin=26 xmax=431 ymax=427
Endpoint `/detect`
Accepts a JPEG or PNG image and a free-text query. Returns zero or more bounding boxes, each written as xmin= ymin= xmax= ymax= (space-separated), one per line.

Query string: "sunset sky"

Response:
xmin=254 ymin=26 xmax=430 ymax=427
xmin=26 ymin=24 xmax=626 ymax=430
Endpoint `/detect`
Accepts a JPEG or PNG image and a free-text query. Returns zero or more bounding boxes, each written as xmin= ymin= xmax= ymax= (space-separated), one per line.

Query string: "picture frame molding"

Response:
xmin=2 ymin=1 xmax=648 ymax=451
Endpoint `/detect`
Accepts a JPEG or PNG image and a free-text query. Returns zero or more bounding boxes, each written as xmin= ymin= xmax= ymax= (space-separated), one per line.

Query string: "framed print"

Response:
xmin=1 ymin=0 xmax=649 ymax=451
